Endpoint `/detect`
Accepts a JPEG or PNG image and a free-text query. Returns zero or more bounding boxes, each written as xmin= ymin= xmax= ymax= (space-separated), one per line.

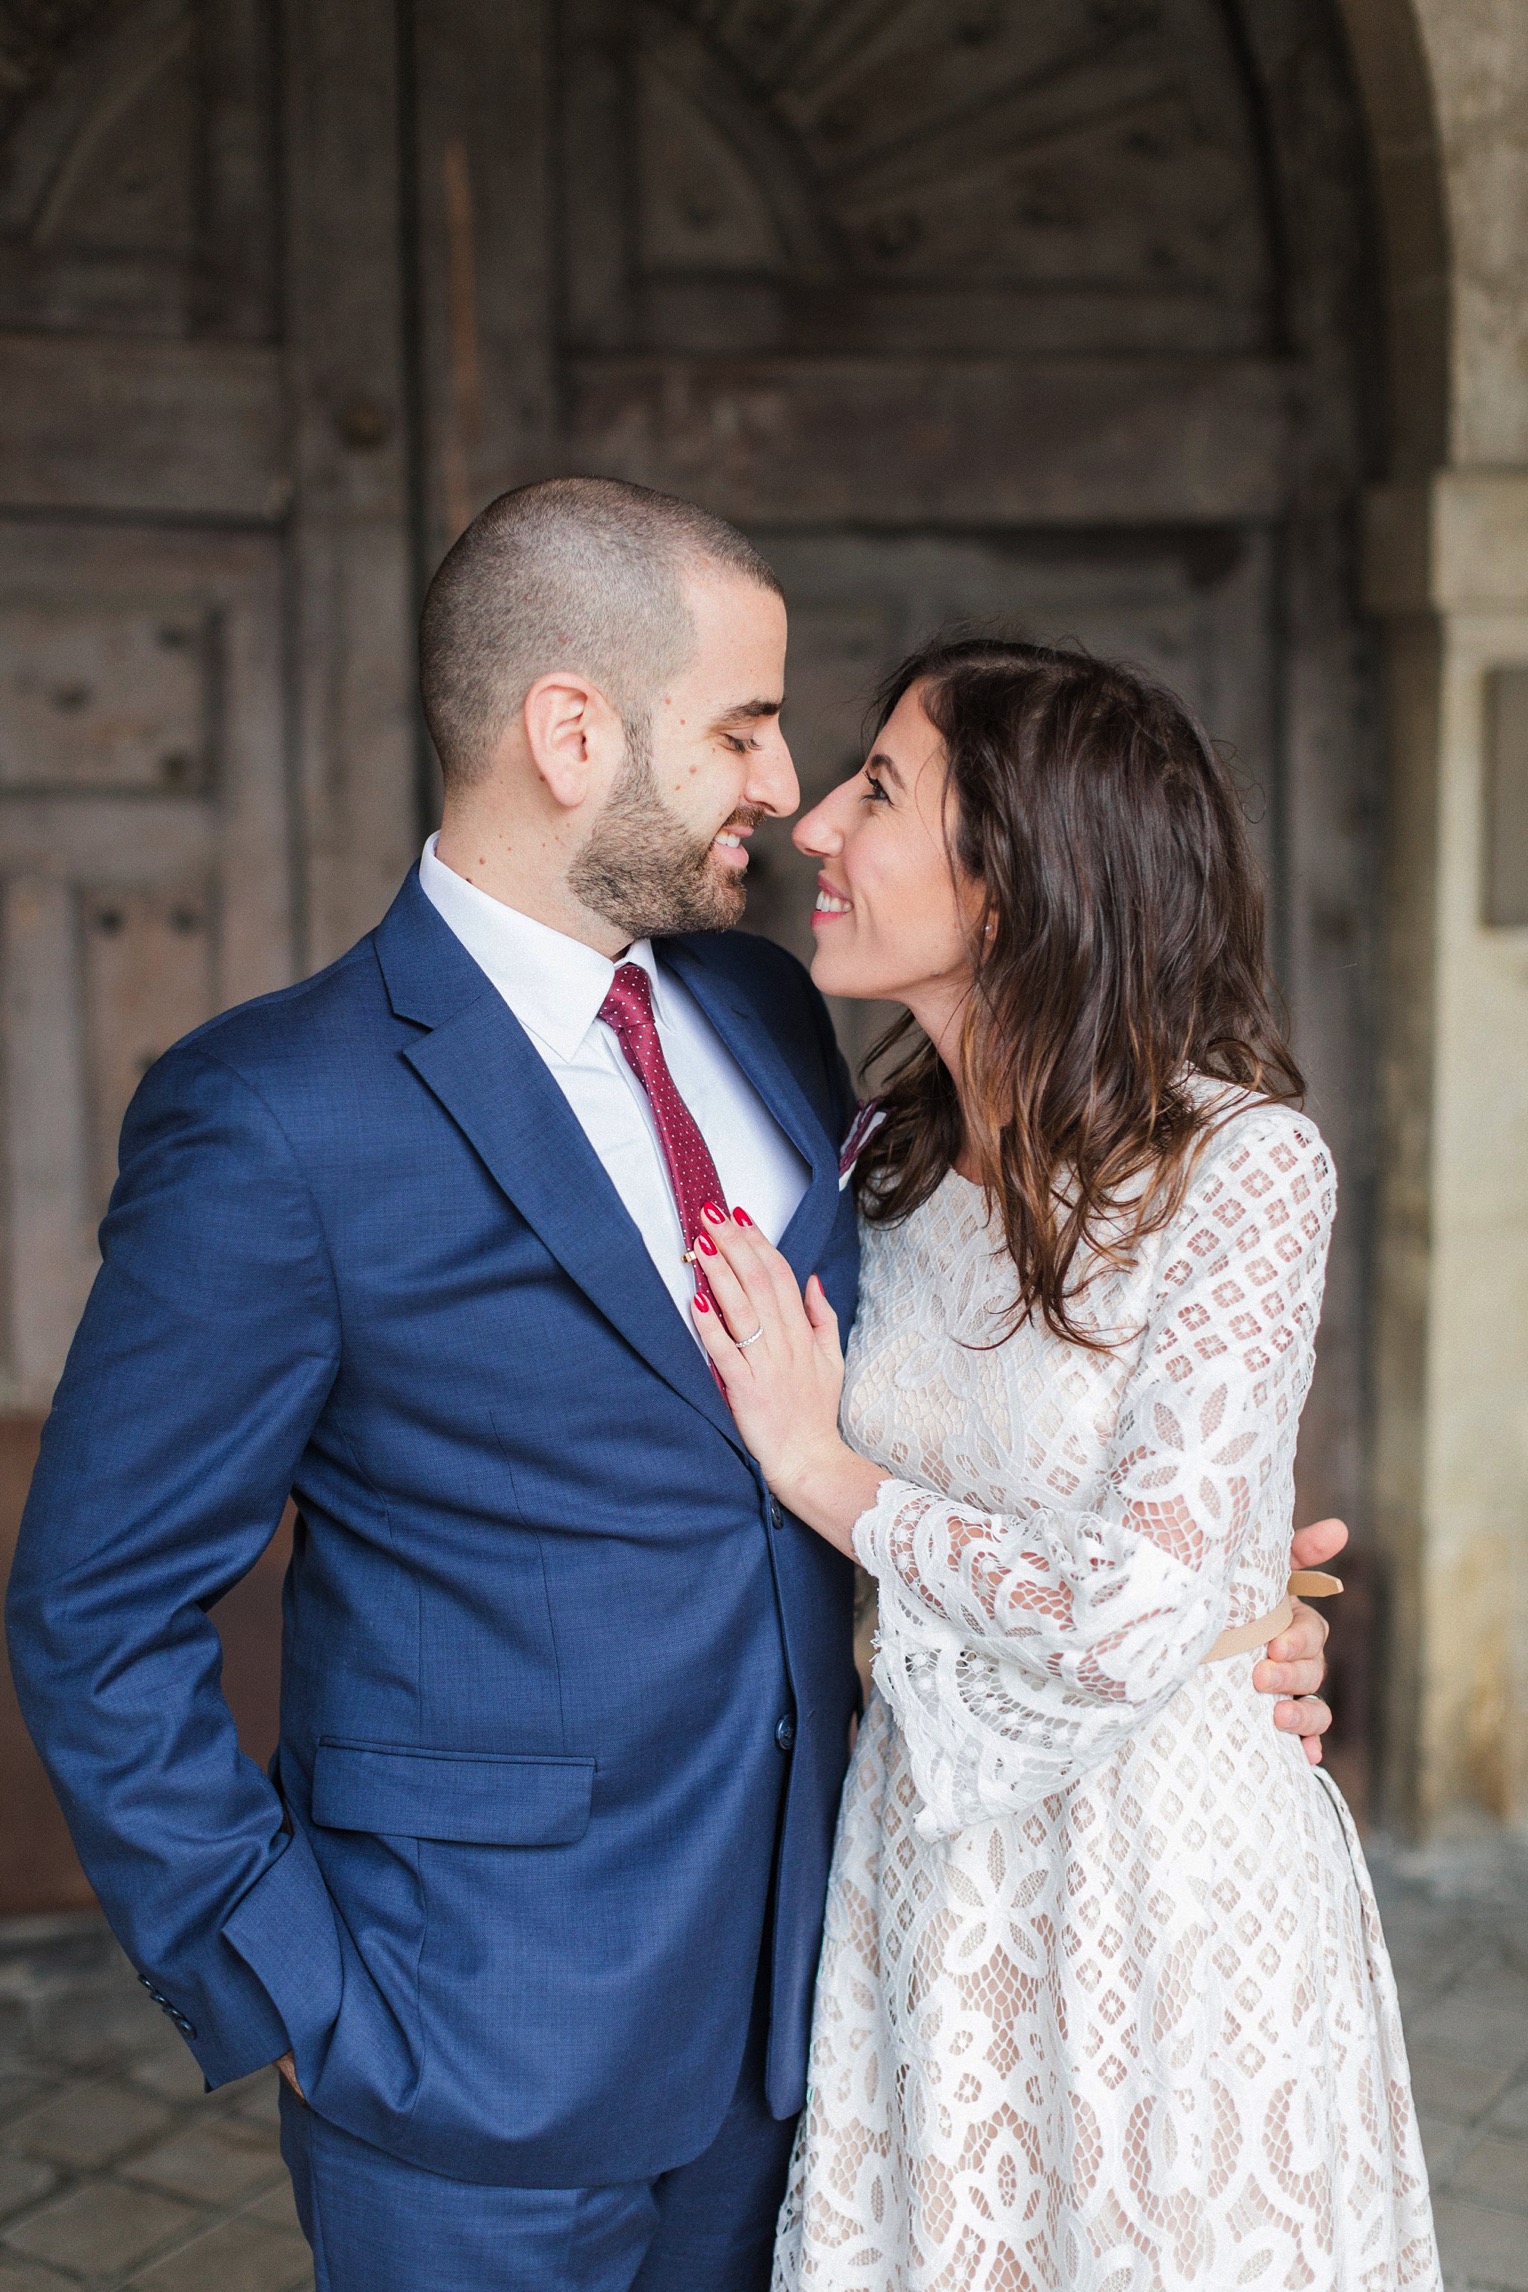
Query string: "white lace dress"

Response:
xmin=775 ymin=1102 xmax=1439 ymax=2292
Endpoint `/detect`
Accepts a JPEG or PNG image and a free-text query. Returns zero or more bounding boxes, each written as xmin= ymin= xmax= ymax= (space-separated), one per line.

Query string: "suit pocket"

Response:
xmin=311 ymin=1740 xmax=595 ymax=1845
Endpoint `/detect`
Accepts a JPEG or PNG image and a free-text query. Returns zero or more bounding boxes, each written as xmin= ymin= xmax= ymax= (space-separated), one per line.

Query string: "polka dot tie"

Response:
xmin=598 ymin=963 xmax=729 ymax=1308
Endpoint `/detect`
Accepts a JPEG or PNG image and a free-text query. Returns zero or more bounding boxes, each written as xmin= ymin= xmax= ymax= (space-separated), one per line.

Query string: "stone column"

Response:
xmin=1341 ymin=0 xmax=1528 ymax=1838
xmin=1367 ymin=472 xmax=1528 ymax=1833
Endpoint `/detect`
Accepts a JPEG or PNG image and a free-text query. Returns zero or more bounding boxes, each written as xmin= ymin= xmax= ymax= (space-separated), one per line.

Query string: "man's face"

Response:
xmin=568 ymin=571 xmax=797 ymax=941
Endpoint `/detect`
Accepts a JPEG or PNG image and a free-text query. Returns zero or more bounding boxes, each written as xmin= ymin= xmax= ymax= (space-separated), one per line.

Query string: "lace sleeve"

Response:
xmin=855 ymin=1108 xmax=1335 ymax=1836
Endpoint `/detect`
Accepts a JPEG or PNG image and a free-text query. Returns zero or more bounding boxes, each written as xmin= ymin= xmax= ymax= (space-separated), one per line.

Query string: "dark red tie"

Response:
xmin=598 ymin=962 xmax=728 ymax=1306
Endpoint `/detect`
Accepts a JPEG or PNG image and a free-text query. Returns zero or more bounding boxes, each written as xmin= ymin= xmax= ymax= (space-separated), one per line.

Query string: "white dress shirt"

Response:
xmin=419 ymin=836 xmax=810 ymax=1339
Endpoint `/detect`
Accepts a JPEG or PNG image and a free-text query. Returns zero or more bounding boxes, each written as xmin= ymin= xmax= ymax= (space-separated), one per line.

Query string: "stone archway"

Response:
xmin=1338 ymin=0 xmax=1528 ymax=1842
xmin=0 ymin=0 xmax=1488 ymax=1905
xmin=1336 ymin=0 xmax=1452 ymax=1838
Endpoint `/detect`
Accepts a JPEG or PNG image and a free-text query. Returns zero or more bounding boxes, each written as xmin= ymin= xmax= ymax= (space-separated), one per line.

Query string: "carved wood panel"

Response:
xmin=0 ymin=525 xmax=289 ymax=1411
xmin=0 ymin=0 xmax=277 ymax=338
xmin=612 ymin=0 xmax=1273 ymax=357
xmin=0 ymin=0 xmax=401 ymax=1908
xmin=0 ymin=600 xmax=212 ymax=791
xmin=81 ymin=879 xmax=214 ymax=1211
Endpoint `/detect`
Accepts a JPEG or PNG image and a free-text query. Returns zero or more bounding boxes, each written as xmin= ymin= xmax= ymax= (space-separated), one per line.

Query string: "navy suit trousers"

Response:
xmin=279 ymin=1967 xmax=795 ymax=2292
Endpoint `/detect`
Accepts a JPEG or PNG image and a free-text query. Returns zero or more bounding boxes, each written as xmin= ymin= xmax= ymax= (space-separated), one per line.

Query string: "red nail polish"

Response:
xmin=702 ymin=1202 xmax=726 ymax=1224
xmin=694 ymin=1291 xmax=710 ymax=1312
xmin=733 ymin=1207 xmax=753 ymax=1227
xmin=695 ymin=1231 xmax=717 ymax=1256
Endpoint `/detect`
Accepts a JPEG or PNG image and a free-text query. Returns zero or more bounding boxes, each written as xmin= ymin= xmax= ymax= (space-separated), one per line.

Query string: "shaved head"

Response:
xmin=419 ymin=477 xmax=783 ymax=790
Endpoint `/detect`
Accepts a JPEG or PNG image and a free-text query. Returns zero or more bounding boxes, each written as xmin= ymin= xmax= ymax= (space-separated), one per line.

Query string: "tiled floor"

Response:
xmin=1368 ymin=1832 xmax=1528 ymax=2291
xmin=0 ymin=1918 xmax=309 ymax=2292
xmin=0 ymin=1837 xmax=1525 ymax=2290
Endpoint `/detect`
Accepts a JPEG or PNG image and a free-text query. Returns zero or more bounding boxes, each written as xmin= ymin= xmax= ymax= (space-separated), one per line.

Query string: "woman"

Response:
xmin=686 ymin=641 xmax=1439 ymax=2292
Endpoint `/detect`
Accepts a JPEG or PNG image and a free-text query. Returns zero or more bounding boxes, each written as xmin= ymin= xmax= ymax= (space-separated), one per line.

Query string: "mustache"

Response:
xmin=718 ymin=805 xmax=766 ymax=837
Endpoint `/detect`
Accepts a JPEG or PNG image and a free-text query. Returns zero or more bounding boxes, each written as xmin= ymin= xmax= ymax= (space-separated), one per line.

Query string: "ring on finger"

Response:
xmin=735 ymin=1323 xmax=766 ymax=1349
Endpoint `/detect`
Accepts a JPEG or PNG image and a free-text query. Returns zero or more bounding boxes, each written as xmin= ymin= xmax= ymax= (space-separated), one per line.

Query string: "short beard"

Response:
xmin=568 ymin=719 xmax=754 ymax=941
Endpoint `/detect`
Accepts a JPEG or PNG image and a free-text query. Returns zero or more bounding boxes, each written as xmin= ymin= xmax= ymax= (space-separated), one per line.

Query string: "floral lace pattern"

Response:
xmin=775 ymin=1103 xmax=1439 ymax=2292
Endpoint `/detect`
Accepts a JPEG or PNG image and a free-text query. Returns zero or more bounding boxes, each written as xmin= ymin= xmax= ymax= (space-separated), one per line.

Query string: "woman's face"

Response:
xmin=792 ymin=683 xmax=982 ymax=1044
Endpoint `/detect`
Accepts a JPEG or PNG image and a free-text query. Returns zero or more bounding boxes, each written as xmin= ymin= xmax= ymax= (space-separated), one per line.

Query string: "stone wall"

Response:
xmin=1416 ymin=0 xmax=1528 ymax=468
xmin=1344 ymin=0 xmax=1528 ymax=1834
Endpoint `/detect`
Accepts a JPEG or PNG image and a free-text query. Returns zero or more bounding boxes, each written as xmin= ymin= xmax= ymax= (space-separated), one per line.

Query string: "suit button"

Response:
xmin=769 ymin=1499 xmax=784 ymax=1530
xmin=775 ymin=1714 xmax=796 ymax=1751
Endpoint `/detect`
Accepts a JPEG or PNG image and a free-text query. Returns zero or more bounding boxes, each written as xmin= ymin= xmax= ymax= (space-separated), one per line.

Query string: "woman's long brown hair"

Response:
xmin=853 ymin=637 xmax=1304 ymax=1345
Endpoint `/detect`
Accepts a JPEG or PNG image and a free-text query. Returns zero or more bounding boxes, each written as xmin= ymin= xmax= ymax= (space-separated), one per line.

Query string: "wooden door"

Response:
xmin=412 ymin=0 xmax=1380 ymax=1787
xmin=0 ymin=526 xmax=290 ymax=1411
xmin=0 ymin=0 xmax=417 ymax=1907
xmin=0 ymin=0 xmax=1381 ymax=1911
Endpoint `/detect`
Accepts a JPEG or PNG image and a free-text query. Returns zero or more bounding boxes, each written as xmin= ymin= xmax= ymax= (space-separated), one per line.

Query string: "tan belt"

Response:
xmin=1207 ymin=1597 xmax=1294 ymax=1662
xmin=1205 ymin=1570 xmax=1342 ymax=1664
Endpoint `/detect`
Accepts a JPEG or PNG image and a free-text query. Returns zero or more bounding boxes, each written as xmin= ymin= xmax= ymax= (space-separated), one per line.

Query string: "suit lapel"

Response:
xmin=656 ymin=939 xmax=842 ymax=1285
xmin=375 ymin=880 xmax=742 ymax=1450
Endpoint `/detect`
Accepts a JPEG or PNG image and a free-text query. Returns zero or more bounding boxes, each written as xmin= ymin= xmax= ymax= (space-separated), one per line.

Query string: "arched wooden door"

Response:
xmin=0 ymin=0 xmax=305 ymax=1910
xmin=0 ymin=0 xmax=1381 ymax=1907
xmin=415 ymin=0 xmax=1382 ymax=1780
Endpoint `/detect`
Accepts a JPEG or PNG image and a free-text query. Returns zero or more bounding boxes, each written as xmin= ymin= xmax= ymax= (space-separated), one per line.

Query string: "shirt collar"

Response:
xmin=419 ymin=836 xmax=666 ymax=1060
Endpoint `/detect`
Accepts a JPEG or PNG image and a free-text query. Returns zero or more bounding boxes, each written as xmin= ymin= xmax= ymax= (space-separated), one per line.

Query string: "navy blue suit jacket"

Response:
xmin=6 ymin=874 xmax=861 ymax=2187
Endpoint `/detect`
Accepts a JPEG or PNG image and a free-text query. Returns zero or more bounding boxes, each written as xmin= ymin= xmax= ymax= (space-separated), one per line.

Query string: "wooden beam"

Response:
xmin=0 ymin=332 xmax=287 ymax=521
xmin=282 ymin=0 xmax=417 ymax=967
xmin=413 ymin=0 xmax=560 ymax=560
xmin=567 ymin=355 xmax=1292 ymax=525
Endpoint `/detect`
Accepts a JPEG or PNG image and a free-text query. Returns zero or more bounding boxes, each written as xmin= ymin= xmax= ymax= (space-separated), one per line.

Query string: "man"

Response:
xmin=6 ymin=479 xmax=1341 ymax=2291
